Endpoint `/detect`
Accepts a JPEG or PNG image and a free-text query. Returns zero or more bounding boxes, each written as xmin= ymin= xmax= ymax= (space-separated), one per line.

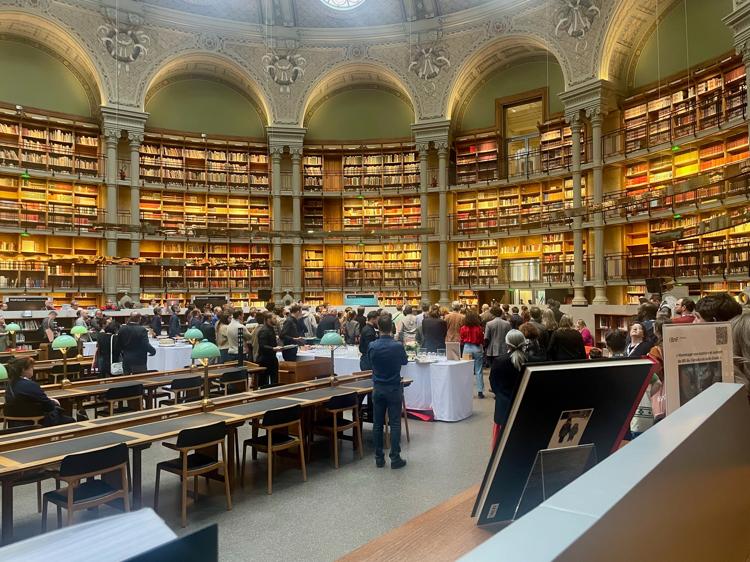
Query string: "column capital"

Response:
xmin=560 ymin=78 xmax=621 ymax=124
xmin=128 ymin=133 xmax=144 ymax=147
xmin=270 ymin=146 xmax=284 ymax=158
xmin=290 ymin=147 xmax=303 ymax=159
xmin=100 ymin=105 xmax=148 ymax=138
xmin=267 ymin=125 xmax=306 ymax=154
xmin=416 ymin=142 xmax=430 ymax=155
xmin=436 ymin=141 xmax=450 ymax=154
xmin=102 ymin=128 xmax=120 ymax=144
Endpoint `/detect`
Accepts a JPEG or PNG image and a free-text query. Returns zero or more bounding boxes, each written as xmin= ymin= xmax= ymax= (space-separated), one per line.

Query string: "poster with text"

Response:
xmin=663 ymin=322 xmax=734 ymax=415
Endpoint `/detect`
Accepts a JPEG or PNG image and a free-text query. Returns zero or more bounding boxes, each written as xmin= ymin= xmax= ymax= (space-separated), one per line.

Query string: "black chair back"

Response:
xmin=220 ymin=369 xmax=247 ymax=384
xmin=104 ymin=383 xmax=144 ymax=401
xmin=261 ymin=404 xmax=301 ymax=427
xmin=51 ymin=364 xmax=81 ymax=374
xmin=170 ymin=376 xmax=202 ymax=391
xmin=59 ymin=443 xmax=129 ymax=478
xmin=326 ymin=392 xmax=358 ymax=410
xmin=175 ymin=421 xmax=226 ymax=449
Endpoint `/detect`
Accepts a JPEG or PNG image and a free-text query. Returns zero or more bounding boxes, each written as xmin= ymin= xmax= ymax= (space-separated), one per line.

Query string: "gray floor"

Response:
xmin=9 ymin=381 xmax=495 ymax=561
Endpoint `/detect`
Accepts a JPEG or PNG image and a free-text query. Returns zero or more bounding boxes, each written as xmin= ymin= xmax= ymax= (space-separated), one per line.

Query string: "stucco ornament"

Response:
xmin=262 ymin=51 xmax=306 ymax=93
xmin=409 ymin=42 xmax=450 ymax=81
xmin=555 ymin=0 xmax=600 ymax=51
xmin=98 ymin=11 xmax=150 ymax=71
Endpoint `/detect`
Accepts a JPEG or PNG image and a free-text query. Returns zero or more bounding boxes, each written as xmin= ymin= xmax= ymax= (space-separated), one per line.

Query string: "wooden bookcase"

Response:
xmin=0 ymin=108 xmax=100 ymax=176
xmin=343 ymin=243 xmax=420 ymax=289
xmin=140 ymin=133 xmax=269 ymax=190
xmin=303 ymin=246 xmax=324 ymax=290
xmin=378 ymin=291 xmax=421 ymax=307
xmin=539 ymin=119 xmax=586 ymax=173
xmin=622 ymin=55 xmax=746 ymax=153
xmin=342 ymin=195 xmax=421 ymax=230
xmin=594 ymin=314 xmax=631 ymax=347
xmin=303 ymin=144 xmax=419 ymax=193
xmin=140 ymin=190 xmax=270 ymax=235
xmin=456 ymin=240 xmax=500 ymax=286
xmin=454 ymin=132 xmax=499 ymax=184
xmin=302 ymin=198 xmax=324 ymax=231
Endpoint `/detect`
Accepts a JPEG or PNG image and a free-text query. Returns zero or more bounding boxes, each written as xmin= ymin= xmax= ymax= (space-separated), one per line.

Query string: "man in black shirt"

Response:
xmin=358 ymin=311 xmax=379 ymax=371
xmin=118 ymin=312 xmax=156 ymax=374
xmin=355 ymin=307 xmax=366 ymax=331
xmin=256 ymin=312 xmax=280 ymax=387
xmin=280 ymin=305 xmax=305 ymax=361
xmin=316 ymin=305 xmax=340 ymax=338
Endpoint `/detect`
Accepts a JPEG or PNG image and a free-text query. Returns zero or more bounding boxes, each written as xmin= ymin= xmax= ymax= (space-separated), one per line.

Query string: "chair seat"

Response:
xmin=244 ymin=433 xmax=298 ymax=448
xmin=157 ymin=453 xmax=221 ymax=474
xmin=44 ymin=479 xmax=119 ymax=506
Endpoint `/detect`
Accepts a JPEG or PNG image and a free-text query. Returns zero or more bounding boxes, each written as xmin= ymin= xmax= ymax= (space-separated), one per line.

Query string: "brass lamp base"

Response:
xmin=60 ymin=378 xmax=71 ymax=388
xmin=201 ymin=397 xmax=215 ymax=411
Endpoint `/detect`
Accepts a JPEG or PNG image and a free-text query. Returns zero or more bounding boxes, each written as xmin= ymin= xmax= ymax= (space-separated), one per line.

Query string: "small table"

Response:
xmin=402 ymin=360 xmax=474 ymax=422
xmin=83 ymin=340 xmax=193 ymax=372
xmin=291 ymin=346 xmax=362 ymax=376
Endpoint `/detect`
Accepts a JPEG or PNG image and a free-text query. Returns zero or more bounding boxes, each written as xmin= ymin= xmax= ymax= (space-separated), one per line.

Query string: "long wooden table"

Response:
xmin=0 ymin=373 xmax=392 ymax=543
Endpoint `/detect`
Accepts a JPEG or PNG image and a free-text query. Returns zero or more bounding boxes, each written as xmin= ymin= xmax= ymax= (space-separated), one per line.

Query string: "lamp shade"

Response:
xmin=320 ymin=331 xmax=344 ymax=346
xmin=5 ymin=323 xmax=20 ymax=334
xmin=191 ymin=339 xmax=220 ymax=360
xmin=184 ymin=328 xmax=204 ymax=342
xmin=70 ymin=325 xmax=88 ymax=337
xmin=51 ymin=334 xmax=77 ymax=350
xmin=0 ymin=363 xmax=7 ymax=381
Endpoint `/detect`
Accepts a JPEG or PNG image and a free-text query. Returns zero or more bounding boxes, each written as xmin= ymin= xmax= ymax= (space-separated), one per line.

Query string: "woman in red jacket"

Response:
xmin=460 ymin=311 xmax=485 ymax=398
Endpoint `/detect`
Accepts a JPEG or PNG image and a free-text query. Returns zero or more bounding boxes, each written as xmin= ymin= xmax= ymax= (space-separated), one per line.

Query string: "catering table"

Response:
xmin=280 ymin=346 xmax=362 ymax=376
xmin=83 ymin=339 xmax=194 ymax=372
xmin=402 ymin=360 xmax=474 ymax=422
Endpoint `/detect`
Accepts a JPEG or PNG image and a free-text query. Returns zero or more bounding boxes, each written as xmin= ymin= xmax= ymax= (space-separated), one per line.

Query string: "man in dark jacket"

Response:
xmin=316 ymin=306 xmax=340 ymax=338
xmin=117 ymin=312 xmax=156 ymax=374
xmin=529 ymin=306 xmax=549 ymax=351
xmin=358 ymin=311 xmax=380 ymax=371
xmin=256 ymin=312 xmax=280 ymax=387
xmin=280 ymin=305 xmax=305 ymax=361
xmin=168 ymin=305 xmax=181 ymax=338
xmin=355 ymin=307 xmax=367 ymax=331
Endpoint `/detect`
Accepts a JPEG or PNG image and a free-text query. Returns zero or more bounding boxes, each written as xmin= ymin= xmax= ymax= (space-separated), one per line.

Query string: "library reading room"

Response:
xmin=0 ymin=0 xmax=749 ymax=560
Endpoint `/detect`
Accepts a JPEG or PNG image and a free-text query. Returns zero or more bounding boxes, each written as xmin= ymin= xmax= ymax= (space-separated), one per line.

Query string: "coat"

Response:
xmin=484 ymin=316 xmax=511 ymax=357
xmin=117 ymin=322 xmax=156 ymax=374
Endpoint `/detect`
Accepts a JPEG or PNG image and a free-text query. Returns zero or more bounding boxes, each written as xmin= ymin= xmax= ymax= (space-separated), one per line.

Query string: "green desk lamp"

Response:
xmin=5 ymin=323 xmax=20 ymax=351
xmin=52 ymin=333 xmax=77 ymax=388
xmin=70 ymin=325 xmax=88 ymax=358
xmin=191 ymin=339 xmax=220 ymax=411
xmin=320 ymin=330 xmax=344 ymax=384
xmin=184 ymin=327 xmax=205 ymax=370
xmin=0 ymin=363 xmax=7 ymax=384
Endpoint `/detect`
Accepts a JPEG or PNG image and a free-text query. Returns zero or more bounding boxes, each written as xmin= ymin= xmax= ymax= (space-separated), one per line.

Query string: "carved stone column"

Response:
xmin=270 ymin=147 xmax=283 ymax=302
xmin=290 ymin=147 xmax=303 ymax=296
xmin=102 ymin=127 xmax=119 ymax=299
xmin=437 ymin=142 xmax=450 ymax=306
xmin=418 ymin=142 xmax=430 ymax=303
xmin=128 ymin=133 xmax=143 ymax=296
xmin=570 ymin=114 xmax=587 ymax=306
xmin=589 ymin=109 xmax=608 ymax=304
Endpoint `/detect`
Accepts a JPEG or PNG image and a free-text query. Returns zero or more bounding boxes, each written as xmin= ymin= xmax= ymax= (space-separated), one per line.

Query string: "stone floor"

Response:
xmin=8 ymin=380 xmax=495 ymax=561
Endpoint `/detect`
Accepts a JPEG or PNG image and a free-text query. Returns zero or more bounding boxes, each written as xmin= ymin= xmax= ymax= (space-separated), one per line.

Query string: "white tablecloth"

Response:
xmin=402 ymin=360 xmax=474 ymax=422
xmin=278 ymin=346 xmax=362 ymax=376
xmin=83 ymin=339 xmax=194 ymax=372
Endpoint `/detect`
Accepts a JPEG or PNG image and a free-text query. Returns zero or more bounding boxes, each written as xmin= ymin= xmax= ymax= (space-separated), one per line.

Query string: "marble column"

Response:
xmin=437 ymin=142 xmax=450 ymax=306
xmin=103 ymin=128 xmax=119 ymax=299
xmin=128 ymin=133 xmax=142 ymax=295
xmin=418 ymin=143 xmax=430 ymax=303
xmin=270 ymin=148 xmax=283 ymax=302
xmin=570 ymin=115 xmax=587 ymax=305
xmin=291 ymin=148 xmax=302 ymax=296
xmin=590 ymin=110 xmax=608 ymax=304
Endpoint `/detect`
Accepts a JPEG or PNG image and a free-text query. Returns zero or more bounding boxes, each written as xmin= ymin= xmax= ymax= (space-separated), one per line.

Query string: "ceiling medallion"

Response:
xmin=262 ymin=50 xmax=306 ymax=93
xmin=555 ymin=0 xmax=600 ymax=52
xmin=409 ymin=42 xmax=450 ymax=82
xmin=98 ymin=11 xmax=150 ymax=71
xmin=319 ymin=0 xmax=366 ymax=10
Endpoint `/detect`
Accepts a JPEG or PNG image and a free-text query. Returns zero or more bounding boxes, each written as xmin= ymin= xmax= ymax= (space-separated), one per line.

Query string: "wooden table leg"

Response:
xmin=227 ymin=425 xmax=238 ymax=489
xmin=131 ymin=444 xmax=150 ymax=509
xmin=2 ymin=479 xmax=13 ymax=545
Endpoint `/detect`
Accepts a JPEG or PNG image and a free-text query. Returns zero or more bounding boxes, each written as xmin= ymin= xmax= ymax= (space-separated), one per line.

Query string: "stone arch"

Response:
xmin=444 ymin=33 xmax=573 ymax=124
xmin=138 ymin=51 xmax=272 ymax=126
xmin=297 ymin=60 xmax=417 ymax=128
xmin=0 ymin=9 xmax=107 ymax=114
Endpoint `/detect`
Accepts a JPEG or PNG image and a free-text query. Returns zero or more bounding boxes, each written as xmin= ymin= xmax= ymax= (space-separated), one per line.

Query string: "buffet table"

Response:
xmin=402 ymin=360 xmax=474 ymax=422
xmin=83 ymin=339 xmax=194 ymax=372
xmin=283 ymin=346 xmax=362 ymax=376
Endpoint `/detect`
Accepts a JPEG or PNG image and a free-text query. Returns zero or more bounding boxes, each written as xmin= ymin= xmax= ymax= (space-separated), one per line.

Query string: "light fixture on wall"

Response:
xmin=20 ymin=170 xmax=30 ymax=180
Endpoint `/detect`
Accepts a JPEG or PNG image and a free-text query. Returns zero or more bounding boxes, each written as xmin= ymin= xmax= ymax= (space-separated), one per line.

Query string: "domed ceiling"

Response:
xmin=139 ymin=0 xmax=502 ymax=28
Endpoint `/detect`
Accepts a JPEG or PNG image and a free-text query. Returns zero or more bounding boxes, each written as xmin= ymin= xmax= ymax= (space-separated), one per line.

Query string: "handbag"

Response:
xmin=110 ymin=334 xmax=123 ymax=376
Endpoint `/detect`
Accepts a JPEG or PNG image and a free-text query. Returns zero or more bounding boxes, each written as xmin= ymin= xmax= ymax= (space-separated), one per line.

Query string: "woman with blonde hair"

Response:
xmin=541 ymin=308 xmax=558 ymax=332
xmin=489 ymin=329 xmax=529 ymax=448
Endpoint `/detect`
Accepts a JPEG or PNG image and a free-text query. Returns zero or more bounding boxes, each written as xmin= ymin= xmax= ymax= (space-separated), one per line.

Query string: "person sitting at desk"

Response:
xmin=4 ymin=357 xmax=74 ymax=427
xmin=117 ymin=313 xmax=156 ymax=374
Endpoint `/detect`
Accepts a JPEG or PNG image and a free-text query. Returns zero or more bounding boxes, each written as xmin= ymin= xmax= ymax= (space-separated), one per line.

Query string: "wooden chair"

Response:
xmin=154 ymin=421 xmax=232 ymax=528
xmin=2 ymin=414 xmax=45 ymax=430
xmin=241 ymin=404 xmax=306 ymax=494
xmin=41 ymin=443 xmax=130 ymax=531
xmin=210 ymin=369 xmax=248 ymax=396
xmin=313 ymin=392 xmax=363 ymax=469
xmin=155 ymin=376 xmax=203 ymax=407
xmin=48 ymin=363 xmax=82 ymax=385
xmin=93 ymin=384 xmax=145 ymax=418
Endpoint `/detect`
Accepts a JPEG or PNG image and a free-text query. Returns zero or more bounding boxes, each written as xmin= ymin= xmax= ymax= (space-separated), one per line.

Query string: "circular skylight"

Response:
xmin=319 ymin=0 xmax=366 ymax=11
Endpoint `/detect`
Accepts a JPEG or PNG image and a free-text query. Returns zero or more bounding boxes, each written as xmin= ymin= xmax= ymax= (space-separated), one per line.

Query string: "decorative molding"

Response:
xmin=559 ymin=78 xmax=621 ymax=122
xmin=262 ymin=49 xmax=307 ymax=93
xmin=98 ymin=8 xmax=151 ymax=71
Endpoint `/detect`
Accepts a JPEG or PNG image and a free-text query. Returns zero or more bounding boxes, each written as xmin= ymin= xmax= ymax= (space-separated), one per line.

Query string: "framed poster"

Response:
xmin=473 ymin=359 xmax=652 ymax=527
xmin=663 ymin=322 xmax=734 ymax=415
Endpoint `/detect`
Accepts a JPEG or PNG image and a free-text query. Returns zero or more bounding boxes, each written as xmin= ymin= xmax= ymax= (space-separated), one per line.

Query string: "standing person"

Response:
xmin=168 ymin=305 xmax=181 ymax=338
xmin=480 ymin=304 xmax=493 ymax=326
xmin=391 ymin=304 xmax=404 ymax=333
xmin=415 ymin=303 xmax=429 ymax=329
xmin=215 ymin=312 xmax=231 ymax=363
xmin=519 ymin=322 xmax=546 ymax=363
xmin=117 ymin=312 xmax=156 ymax=374
xmin=576 ymin=319 xmax=595 ymax=347
xmin=626 ymin=322 xmax=653 ymax=358
xmin=547 ymin=315 xmax=587 ymax=361
xmin=300 ymin=305 xmax=318 ymax=339
xmin=672 ymin=298 xmax=696 ymax=323
xmin=256 ymin=312 xmax=281 ymax=387
xmin=316 ymin=305 xmax=340 ymax=338
xmin=42 ymin=310 xmax=58 ymax=343
xmin=368 ymin=314 xmax=408 ymax=469
xmin=489 ymin=330 xmax=529 ymax=448
xmin=460 ymin=311 xmax=485 ymax=398
xmin=355 ymin=307 xmax=367 ymax=332
xmin=0 ymin=316 xmax=7 ymax=352
xmin=731 ymin=307 xmax=750 ymax=399
xmin=94 ymin=321 xmax=121 ymax=377
xmin=548 ymin=299 xmax=563 ymax=323
xmin=359 ymin=311 xmax=379 ymax=371
xmin=605 ymin=329 xmax=628 ymax=357
xmin=541 ymin=309 xmax=558 ymax=333
xmin=226 ymin=308 xmax=252 ymax=363
xmin=74 ymin=309 xmax=88 ymax=329
xmin=150 ymin=307 xmax=163 ymax=336
xmin=509 ymin=307 xmax=523 ymax=330
xmin=90 ymin=309 xmax=106 ymax=331
xmin=396 ymin=305 xmax=418 ymax=343
xmin=199 ymin=313 xmax=216 ymax=344
xmin=341 ymin=310 xmax=360 ymax=345
xmin=280 ymin=304 xmax=305 ymax=360
xmin=418 ymin=306 xmax=447 ymax=353
xmin=4 ymin=357 xmax=74 ymax=427
xmin=529 ymin=307 xmax=549 ymax=351
xmin=444 ymin=302 xmax=465 ymax=360
xmin=484 ymin=306 xmax=511 ymax=365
